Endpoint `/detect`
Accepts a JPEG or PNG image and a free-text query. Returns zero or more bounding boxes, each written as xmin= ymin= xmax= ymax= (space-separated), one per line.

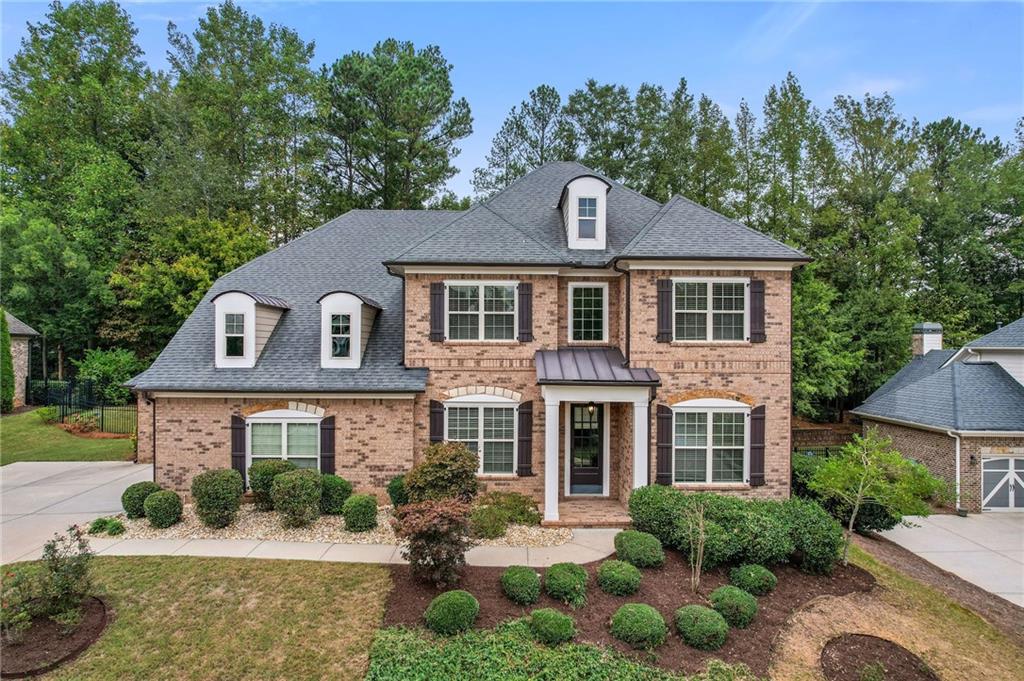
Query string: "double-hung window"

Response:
xmin=330 ymin=314 xmax=351 ymax=358
xmin=446 ymin=283 xmax=516 ymax=341
xmin=249 ymin=417 xmax=320 ymax=471
xmin=224 ymin=314 xmax=245 ymax=357
xmin=673 ymin=405 xmax=748 ymax=484
xmin=673 ymin=279 xmax=748 ymax=341
xmin=578 ymin=197 xmax=597 ymax=239
xmin=569 ymin=283 xmax=608 ymax=342
xmin=446 ymin=404 xmax=517 ymax=474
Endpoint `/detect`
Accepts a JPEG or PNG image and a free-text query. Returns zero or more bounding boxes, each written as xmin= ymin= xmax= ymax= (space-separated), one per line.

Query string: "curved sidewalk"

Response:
xmin=57 ymin=528 xmax=620 ymax=568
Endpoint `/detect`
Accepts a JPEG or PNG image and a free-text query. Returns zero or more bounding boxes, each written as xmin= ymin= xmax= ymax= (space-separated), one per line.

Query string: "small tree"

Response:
xmin=809 ymin=428 xmax=946 ymax=564
xmin=393 ymin=499 xmax=475 ymax=588
xmin=404 ymin=442 xmax=480 ymax=502
xmin=677 ymin=498 xmax=709 ymax=593
xmin=0 ymin=310 xmax=14 ymax=413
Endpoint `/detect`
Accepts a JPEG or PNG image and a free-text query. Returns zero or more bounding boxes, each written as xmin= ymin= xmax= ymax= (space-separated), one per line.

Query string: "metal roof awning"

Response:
xmin=535 ymin=347 xmax=660 ymax=386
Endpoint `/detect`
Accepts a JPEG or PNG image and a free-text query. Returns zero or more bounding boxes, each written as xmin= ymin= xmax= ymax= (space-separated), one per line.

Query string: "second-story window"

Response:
xmin=578 ymin=197 xmax=597 ymax=239
xmin=330 ymin=314 xmax=351 ymax=358
xmin=673 ymin=279 xmax=748 ymax=341
xmin=447 ymin=283 xmax=516 ymax=341
xmin=224 ymin=314 xmax=245 ymax=357
xmin=570 ymin=283 xmax=608 ymax=342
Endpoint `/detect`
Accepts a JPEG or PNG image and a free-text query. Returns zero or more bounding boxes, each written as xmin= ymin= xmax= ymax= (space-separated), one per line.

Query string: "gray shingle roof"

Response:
xmin=864 ymin=349 xmax=957 ymax=402
xmin=4 ymin=312 xmax=39 ymax=337
xmin=212 ymin=291 xmax=291 ymax=309
xmin=854 ymin=361 xmax=1024 ymax=432
xmin=535 ymin=347 xmax=660 ymax=386
xmin=966 ymin=316 xmax=1024 ymax=348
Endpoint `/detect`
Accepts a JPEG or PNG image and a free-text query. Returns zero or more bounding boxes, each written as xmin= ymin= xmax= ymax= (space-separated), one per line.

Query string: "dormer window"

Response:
xmin=330 ymin=314 xmax=351 ymax=358
xmin=558 ymin=175 xmax=610 ymax=250
xmin=578 ymin=197 xmax=597 ymax=239
xmin=319 ymin=291 xmax=380 ymax=368
xmin=224 ymin=314 xmax=245 ymax=357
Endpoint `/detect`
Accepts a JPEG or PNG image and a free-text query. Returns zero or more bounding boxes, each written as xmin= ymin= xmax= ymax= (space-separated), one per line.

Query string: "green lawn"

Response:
xmin=0 ymin=409 xmax=135 ymax=466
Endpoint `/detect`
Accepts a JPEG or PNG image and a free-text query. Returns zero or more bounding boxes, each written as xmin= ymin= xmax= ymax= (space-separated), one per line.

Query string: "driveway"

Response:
xmin=883 ymin=513 xmax=1024 ymax=606
xmin=1 ymin=461 xmax=153 ymax=563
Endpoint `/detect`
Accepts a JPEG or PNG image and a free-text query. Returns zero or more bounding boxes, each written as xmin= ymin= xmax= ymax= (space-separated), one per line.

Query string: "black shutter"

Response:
xmin=749 ymin=279 xmax=766 ymax=343
xmin=429 ymin=282 xmax=445 ymax=342
xmin=230 ymin=415 xmax=246 ymax=486
xmin=429 ymin=400 xmax=444 ymax=443
xmin=656 ymin=279 xmax=672 ymax=342
xmin=655 ymin=404 xmax=673 ymax=485
xmin=320 ymin=416 xmax=336 ymax=474
xmin=517 ymin=401 xmax=534 ymax=476
xmin=518 ymin=282 xmax=534 ymax=342
xmin=749 ymin=405 xmax=765 ymax=486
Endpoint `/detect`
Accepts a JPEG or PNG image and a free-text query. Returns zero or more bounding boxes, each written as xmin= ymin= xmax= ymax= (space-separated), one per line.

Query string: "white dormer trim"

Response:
xmin=214 ymin=291 xmax=256 ymax=368
xmin=320 ymin=291 xmax=364 ymax=369
xmin=560 ymin=176 xmax=609 ymax=250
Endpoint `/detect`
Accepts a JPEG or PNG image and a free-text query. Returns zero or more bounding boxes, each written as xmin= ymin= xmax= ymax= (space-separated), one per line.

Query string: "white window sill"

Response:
xmin=477 ymin=473 xmax=518 ymax=480
xmin=673 ymin=482 xmax=752 ymax=491
xmin=670 ymin=340 xmax=752 ymax=346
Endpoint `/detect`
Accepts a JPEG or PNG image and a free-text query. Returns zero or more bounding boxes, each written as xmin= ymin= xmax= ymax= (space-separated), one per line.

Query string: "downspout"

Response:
xmin=946 ymin=430 xmax=961 ymax=511
xmin=611 ymin=259 xmax=631 ymax=362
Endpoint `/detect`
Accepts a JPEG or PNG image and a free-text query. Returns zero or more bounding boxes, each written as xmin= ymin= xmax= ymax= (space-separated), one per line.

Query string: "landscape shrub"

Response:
xmin=65 ymin=411 xmax=98 ymax=434
xmin=248 ymin=460 xmax=296 ymax=511
xmin=191 ymin=469 xmax=244 ymax=528
xmin=674 ymin=605 xmax=728 ymax=651
xmin=627 ymin=485 xmax=688 ymax=544
xmin=469 ymin=504 xmax=510 ymax=539
xmin=387 ymin=474 xmax=409 ymax=508
xmin=597 ymin=560 xmax=642 ymax=596
xmin=342 ymin=493 xmax=378 ymax=532
xmin=475 ymin=491 xmax=541 ymax=525
xmin=733 ymin=501 xmax=794 ymax=566
xmin=72 ymin=348 xmax=146 ymax=405
xmin=609 ymin=603 xmax=667 ymax=649
xmin=121 ymin=480 xmax=162 ymax=519
xmin=729 ymin=564 xmax=777 ymax=596
xmin=613 ymin=530 xmax=665 ymax=568
xmin=35 ymin=406 xmax=58 ymax=424
xmin=320 ymin=474 xmax=353 ymax=515
xmin=1 ymin=570 xmax=34 ymax=643
xmin=144 ymin=490 xmax=183 ymax=528
xmin=269 ymin=469 xmax=322 ymax=528
xmin=501 ymin=565 xmax=541 ymax=605
xmin=792 ymin=451 xmax=900 ymax=533
xmin=709 ymin=585 xmax=758 ymax=628
xmin=543 ymin=563 xmax=588 ymax=608
xmin=394 ymin=499 xmax=474 ymax=588
xmin=423 ymin=590 xmax=479 ymax=635
xmin=39 ymin=527 xmax=93 ymax=616
xmin=404 ymin=442 xmax=479 ymax=502
xmin=529 ymin=608 xmax=576 ymax=645
xmin=105 ymin=518 xmax=126 ymax=536
xmin=783 ymin=497 xmax=844 ymax=574
xmin=87 ymin=517 xmax=112 ymax=535
xmin=673 ymin=515 xmax=741 ymax=568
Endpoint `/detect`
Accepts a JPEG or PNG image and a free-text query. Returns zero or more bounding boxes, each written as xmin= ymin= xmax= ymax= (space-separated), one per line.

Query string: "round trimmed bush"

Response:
xmin=248 ymin=460 xmax=296 ymax=511
xmin=614 ymin=530 xmax=665 ymax=568
xmin=470 ymin=504 xmax=510 ymax=539
xmin=320 ymin=474 xmax=353 ymax=515
xmin=597 ymin=560 xmax=642 ymax=596
xmin=782 ymin=497 xmax=844 ymax=574
xmin=342 ymin=493 xmax=378 ymax=532
xmin=121 ymin=481 xmax=162 ymax=519
xmin=544 ymin=562 xmax=588 ymax=608
xmin=730 ymin=564 xmax=777 ymax=596
xmin=501 ymin=565 xmax=541 ymax=605
xmin=424 ymin=590 xmax=479 ymax=635
xmin=675 ymin=605 xmax=728 ymax=651
xmin=405 ymin=442 xmax=479 ymax=502
xmin=191 ymin=469 xmax=244 ymax=528
xmin=529 ymin=608 xmax=576 ymax=645
xmin=271 ymin=469 xmax=322 ymax=528
xmin=387 ymin=474 xmax=409 ymax=508
xmin=709 ymin=585 xmax=758 ymax=628
xmin=609 ymin=603 xmax=667 ymax=649
xmin=628 ymin=485 xmax=687 ymax=545
xmin=144 ymin=490 xmax=183 ymax=528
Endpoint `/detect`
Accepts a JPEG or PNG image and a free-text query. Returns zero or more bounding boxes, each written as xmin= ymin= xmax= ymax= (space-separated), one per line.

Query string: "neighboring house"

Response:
xmin=853 ymin=319 xmax=1024 ymax=513
xmin=129 ymin=162 xmax=808 ymax=523
xmin=5 ymin=311 xmax=39 ymax=409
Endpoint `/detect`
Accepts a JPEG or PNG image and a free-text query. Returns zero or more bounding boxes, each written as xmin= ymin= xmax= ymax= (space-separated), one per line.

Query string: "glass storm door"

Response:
xmin=570 ymin=404 xmax=603 ymax=494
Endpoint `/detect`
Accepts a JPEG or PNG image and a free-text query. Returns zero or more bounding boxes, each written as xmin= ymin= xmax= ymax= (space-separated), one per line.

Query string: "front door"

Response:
xmin=570 ymin=403 xmax=603 ymax=494
xmin=983 ymin=457 xmax=1024 ymax=511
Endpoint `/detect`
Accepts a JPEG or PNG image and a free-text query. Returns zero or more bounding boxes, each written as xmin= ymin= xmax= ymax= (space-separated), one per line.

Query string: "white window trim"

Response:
xmin=671 ymin=277 xmax=750 ymax=343
xmin=443 ymin=399 xmax=519 ymax=476
xmin=577 ymin=196 xmax=599 ymax=241
xmin=567 ymin=282 xmax=609 ymax=344
xmin=330 ymin=313 xmax=352 ymax=359
xmin=672 ymin=399 xmax=750 ymax=485
xmin=443 ymin=280 xmax=519 ymax=343
xmin=562 ymin=402 xmax=611 ymax=497
xmin=320 ymin=292 xmax=362 ymax=368
xmin=214 ymin=292 xmax=256 ymax=368
xmin=245 ymin=409 xmax=322 ymax=476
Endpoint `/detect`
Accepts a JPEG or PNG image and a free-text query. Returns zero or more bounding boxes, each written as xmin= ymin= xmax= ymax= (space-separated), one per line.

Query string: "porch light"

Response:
xmin=586 ymin=401 xmax=596 ymax=415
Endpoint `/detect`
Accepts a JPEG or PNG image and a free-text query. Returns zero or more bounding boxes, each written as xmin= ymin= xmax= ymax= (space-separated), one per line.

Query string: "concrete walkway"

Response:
xmin=883 ymin=513 xmax=1024 ymax=606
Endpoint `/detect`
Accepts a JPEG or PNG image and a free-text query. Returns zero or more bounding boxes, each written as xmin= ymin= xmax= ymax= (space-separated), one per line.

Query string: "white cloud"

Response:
xmin=824 ymin=75 xmax=916 ymax=100
xmin=734 ymin=2 xmax=822 ymax=61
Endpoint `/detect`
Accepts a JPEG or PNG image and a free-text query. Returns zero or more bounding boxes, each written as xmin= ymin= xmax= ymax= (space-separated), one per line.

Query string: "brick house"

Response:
xmin=853 ymin=319 xmax=1024 ymax=513
xmin=129 ymin=162 xmax=808 ymax=524
xmin=5 ymin=311 xmax=39 ymax=409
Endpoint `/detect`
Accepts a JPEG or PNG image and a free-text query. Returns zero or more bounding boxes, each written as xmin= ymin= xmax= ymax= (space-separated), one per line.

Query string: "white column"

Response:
xmin=544 ymin=400 xmax=560 ymax=521
xmin=632 ymin=401 xmax=650 ymax=489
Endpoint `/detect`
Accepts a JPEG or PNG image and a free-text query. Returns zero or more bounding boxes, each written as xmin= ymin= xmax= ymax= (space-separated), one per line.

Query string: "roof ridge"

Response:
xmin=478 ymin=203 xmax=570 ymax=264
xmin=669 ymin=194 xmax=807 ymax=258
xmin=618 ymin=195 xmax=683 ymax=256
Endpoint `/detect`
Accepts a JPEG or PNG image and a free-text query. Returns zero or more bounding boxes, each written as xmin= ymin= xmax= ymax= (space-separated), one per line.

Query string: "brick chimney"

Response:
xmin=911 ymin=322 xmax=943 ymax=356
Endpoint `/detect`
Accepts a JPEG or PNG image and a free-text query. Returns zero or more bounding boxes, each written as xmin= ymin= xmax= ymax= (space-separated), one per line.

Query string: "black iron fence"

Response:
xmin=31 ymin=379 xmax=136 ymax=435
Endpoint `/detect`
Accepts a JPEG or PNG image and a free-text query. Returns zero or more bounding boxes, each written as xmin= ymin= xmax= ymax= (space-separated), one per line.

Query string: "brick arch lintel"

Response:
xmin=240 ymin=401 xmax=326 ymax=418
xmin=444 ymin=386 xmax=523 ymax=402
xmin=662 ymin=389 xmax=756 ymax=407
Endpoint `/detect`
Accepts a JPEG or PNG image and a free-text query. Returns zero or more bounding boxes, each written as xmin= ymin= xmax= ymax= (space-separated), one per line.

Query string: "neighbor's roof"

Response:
xmin=535 ymin=347 xmax=660 ymax=386
xmin=853 ymin=361 xmax=1024 ymax=432
xmin=5 ymin=312 xmax=39 ymax=337
xmin=965 ymin=316 xmax=1024 ymax=349
xmin=863 ymin=349 xmax=957 ymax=402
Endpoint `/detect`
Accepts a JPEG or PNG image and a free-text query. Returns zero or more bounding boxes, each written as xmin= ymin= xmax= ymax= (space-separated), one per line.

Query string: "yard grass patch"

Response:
xmin=0 ymin=410 xmax=134 ymax=465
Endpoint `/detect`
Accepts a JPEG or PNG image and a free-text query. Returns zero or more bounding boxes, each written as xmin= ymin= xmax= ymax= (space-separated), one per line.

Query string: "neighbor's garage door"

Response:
xmin=982 ymin=457 xmax=1024 ymax=511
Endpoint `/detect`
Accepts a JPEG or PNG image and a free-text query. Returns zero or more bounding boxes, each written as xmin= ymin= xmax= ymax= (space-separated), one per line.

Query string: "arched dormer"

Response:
xmin=212 ymin=291 xmax=290 ymax=368
xmin=318 ymin=291 xmax=381 ymax=369
xmin=556 ymin=174 xmax=612 ymax=250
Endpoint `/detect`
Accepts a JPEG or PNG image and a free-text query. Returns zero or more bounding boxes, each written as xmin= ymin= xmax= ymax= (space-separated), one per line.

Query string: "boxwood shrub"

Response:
xmin=614 ymin=530 xmax=664 ymax=568
xmin=782 ymin=497 xmax=844 ymax=574
xmin=597 ymin=560 xmax=642 ymax=596
xmin=248 ymin=460 xmax=296 ymax=511
xmin=475 ymin=491 xmax=541 ymax=526
xmin=544 ymin=563 xmax=588 ymax=608
xmin=627 ymin=485 xmax=687 ymax=545
xmin=501 ymin=565 xmax=541 ymax=605
xmin=121 ymin=481 xmax=162 ymax=519
xmin=730 ymin=564 xmax=777 ymax=596
xmin=343 ymin=493 xmax=378 ymax=532
xmin=709 ymin=585 xmax=758 ymax=628
xmin=320 ymin=474 xmax=353 ymax=515
xmin=271 ymin=469 xmax=322 ymax=528
xmin=609 ymin=603 xmax=667 ymax=650
xmin=424 ymin=590 xmax=479 ymax=635
xmin=144 ymin=490 xmax=183 ymax=528
xmin=191 ymin=469 xmax=244 ymax=528
xmin=674 ymin=605 xmax=728 ymax=651
xmin=529 ymin=608 xmax=575 ymax=645
xmin=387 ymin=474 xmax=409 ymax=508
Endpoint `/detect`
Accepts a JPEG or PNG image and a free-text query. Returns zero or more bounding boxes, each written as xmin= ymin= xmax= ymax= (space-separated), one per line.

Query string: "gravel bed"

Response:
xmin=113 ymin=504 xmax=572 ymax=547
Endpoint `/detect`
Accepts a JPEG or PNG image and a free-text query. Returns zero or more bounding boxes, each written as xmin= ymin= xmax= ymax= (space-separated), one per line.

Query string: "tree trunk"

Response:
xmin=57 ymin=345 xmax=64 ymax=381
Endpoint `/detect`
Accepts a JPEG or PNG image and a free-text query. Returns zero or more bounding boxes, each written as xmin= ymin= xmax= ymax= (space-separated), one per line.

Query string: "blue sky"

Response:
xmin=3 ymin=1 xmax=1022 ymax=196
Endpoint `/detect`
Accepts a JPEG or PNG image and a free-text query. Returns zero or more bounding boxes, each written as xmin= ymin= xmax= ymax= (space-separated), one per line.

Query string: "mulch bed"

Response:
xmin=57 ymin=426 xmax=130 ymax=439
xmin=0 ymin=597 xmax=109 ymax=679
xmin=820 ymin=634 xmax=939 ymax=681
xmin=384 ymin=550 xmax=874 ymax=677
